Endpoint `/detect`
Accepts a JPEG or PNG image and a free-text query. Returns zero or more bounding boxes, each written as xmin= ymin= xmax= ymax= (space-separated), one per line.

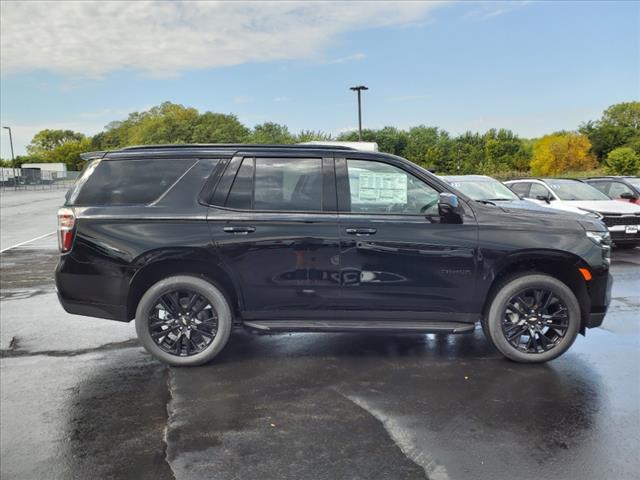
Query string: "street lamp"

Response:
xmin=349 ymin=85 xmax=368 ymax=141
xmin=2 ymin=126 xmax=15 ymax=161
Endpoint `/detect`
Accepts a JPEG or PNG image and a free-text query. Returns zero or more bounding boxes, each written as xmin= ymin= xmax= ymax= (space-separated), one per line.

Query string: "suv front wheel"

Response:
xmin=482 ymin=274 xmax=581 ymax=363
xmin=135 ymin=275 xmax=232 ymax=366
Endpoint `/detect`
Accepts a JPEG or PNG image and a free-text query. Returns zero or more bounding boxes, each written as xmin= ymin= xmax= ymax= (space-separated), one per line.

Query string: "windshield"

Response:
xmin=546 ymin=180 xmax=610 ymax=201
xmin=626 ymin=178 xmax=640 ymax=188
xmin=447 ymin=178 xmax=519 ymax=201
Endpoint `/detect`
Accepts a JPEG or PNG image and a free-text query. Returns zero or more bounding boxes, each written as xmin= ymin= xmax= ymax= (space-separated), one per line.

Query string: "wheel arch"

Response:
xmin=480 ymin=250 xmax=591 ymax=334
xmin=127 ymin=256 xmax=241 ymax=322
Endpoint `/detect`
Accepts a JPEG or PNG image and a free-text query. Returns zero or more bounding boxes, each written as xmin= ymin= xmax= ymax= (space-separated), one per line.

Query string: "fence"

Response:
xmin=0 ymin=168 xmax=80 ymax=191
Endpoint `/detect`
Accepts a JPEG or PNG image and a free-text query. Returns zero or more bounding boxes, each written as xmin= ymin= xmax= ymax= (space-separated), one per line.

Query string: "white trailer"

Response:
xmin=0 ymin=167 xmax=20 ymax=186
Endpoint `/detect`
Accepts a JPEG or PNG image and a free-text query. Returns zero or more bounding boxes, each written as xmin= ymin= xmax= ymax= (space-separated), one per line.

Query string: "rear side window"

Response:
xmin=225 ymin=157 xmax=323 ymax=212
xmin=226 ymin=158 xmax=254 ymax=209
xmin=508 ymin=182 xmax=530 ymax=197
xmin=69 ymin=159 xmax=194 ymax=205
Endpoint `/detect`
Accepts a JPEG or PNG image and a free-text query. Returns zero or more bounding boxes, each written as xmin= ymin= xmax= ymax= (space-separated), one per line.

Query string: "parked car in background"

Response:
xmin=56 ymin=144 xmax=612 ymax=366
xmin=442 ymin=175 xmax=532 ymax=206
xmin=585 ymin=176 xmax=640 ymax=205
xmin=505 ymin=178 xmax=640 ymax=249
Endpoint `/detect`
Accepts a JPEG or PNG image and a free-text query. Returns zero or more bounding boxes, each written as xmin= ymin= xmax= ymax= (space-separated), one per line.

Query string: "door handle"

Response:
xmin=345 ymin=228 xmax=377 ymax=236
xmin=223 ymin=226 xmax=256 ymax=234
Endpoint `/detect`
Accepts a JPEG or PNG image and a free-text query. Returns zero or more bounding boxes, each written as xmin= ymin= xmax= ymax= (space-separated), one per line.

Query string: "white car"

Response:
xmin=505 ymin=178 xmax=640 ymax=249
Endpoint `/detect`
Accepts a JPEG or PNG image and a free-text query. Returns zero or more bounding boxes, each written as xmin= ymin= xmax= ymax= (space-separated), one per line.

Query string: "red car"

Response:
xmin=586 ymin=176 xmax=640 ymax=205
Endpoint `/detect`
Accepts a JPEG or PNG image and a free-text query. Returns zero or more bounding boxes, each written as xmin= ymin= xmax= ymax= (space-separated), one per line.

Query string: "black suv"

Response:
xmin=56 ymin=145 xmax=612 ymax=366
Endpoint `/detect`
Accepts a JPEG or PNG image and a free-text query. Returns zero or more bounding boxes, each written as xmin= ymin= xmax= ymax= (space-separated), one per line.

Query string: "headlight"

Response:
xmin=586 ymin=230 xmax=611 ymax=247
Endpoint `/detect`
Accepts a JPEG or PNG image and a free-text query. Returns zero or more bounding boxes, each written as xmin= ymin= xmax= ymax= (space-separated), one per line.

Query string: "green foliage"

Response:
xmin=580 ymin=101 xmax=640 ymax=161
xmin=295 ymin=130 xmax=333 ymax=143
xmin=605 ymin=147 xmax=640 ymax=175
xmin=27 ymin=129 xmax=85 ymax=155
xmin=249 ymin=122 xmax=295 ymax=144
xmin=17 ymin=100 xmax=638 ymax=177
xmin=92 ymin=102 xmax=250 ymax=149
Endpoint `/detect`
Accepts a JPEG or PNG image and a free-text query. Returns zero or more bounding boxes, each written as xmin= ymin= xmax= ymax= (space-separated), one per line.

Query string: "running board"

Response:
xmin=242 ymin=320 xmax=476 ymax=334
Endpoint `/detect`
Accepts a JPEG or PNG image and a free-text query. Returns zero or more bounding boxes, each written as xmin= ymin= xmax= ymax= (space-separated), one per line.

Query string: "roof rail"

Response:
xmin=80 ymin=151 xmax=107 ymax=161
xmin=119 ymin=143 xmax=356 ymax=151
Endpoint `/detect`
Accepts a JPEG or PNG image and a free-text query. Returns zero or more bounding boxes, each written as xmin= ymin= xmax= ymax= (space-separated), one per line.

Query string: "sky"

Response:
xmin=0 ymin=0 xmax=638 ymax=158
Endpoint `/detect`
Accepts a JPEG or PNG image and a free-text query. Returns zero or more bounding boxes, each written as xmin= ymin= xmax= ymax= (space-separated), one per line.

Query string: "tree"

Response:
xmin=580 ymin=102 xmax=640 ymax=161
xmin=403 ymin=126 xmax=441 ymax=166
xmin=530 ymin=133 xmax=597 ymax=175
xmin=41 ymin=138 xmax=92 ymax=170
xmin=605 ymin=147 xmax=640 ymax=175
xmin=192 ymin=112 xmax=250 ymax=143
xmin=250 ymin=122 xmax=295 ymax=144
xmin=482 ymin=129 xmax=530 ymax=172
xmin=27 ymin=129 xmax=85 ymax=155
xmin=295 ymin=130 xmax=333 ymax=143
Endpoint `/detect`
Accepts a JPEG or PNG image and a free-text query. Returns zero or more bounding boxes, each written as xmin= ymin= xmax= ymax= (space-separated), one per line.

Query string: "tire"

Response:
xmin=135 ymin=275 xmax=232 ymax=366
xmin=481 ymin=273 xmax=580 ymax=363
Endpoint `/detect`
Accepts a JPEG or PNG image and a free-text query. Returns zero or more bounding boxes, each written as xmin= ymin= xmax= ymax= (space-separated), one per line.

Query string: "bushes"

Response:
xmin=606 ymin=147 xmax=640 ymax=175
xmin=530 ymin=133 xmax=597 ymax=176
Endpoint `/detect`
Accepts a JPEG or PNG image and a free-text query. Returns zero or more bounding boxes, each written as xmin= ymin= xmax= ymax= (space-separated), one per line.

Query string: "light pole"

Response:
xmin=350 ymin=85 xmax=368 ymax=140
xmin=2 ymin=126 xmax=15 ymax=161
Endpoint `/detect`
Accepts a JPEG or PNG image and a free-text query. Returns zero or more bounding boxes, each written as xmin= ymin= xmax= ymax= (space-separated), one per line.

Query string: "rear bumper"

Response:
xmin=56 ymin=290 xmax=129 ymax=322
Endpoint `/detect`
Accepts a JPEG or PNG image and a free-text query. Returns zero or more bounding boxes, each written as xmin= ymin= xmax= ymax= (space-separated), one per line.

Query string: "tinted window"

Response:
xmin=608 ymin=182 xmax=634 ymax=198
xmin=253 ymin=158 xmax=322 ymax=211
xmin=347 ymin=160 xmax=439 ymax=215
xmin=529 ymin=183 xmax=552 ymax=199
xmin=509 ymin=182 xmax=531 ymax=197
xmin=588 ymin=181 xmax=610 ymax=195
xmin=226 ymin=158 xmax=254 ymax=209
xmin=70 ymin=159 xmax=194 ymax=205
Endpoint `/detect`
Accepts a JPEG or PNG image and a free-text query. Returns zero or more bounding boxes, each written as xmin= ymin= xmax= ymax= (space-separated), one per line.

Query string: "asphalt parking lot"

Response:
xmin=1 ymin=189 xmax=639 ymax=480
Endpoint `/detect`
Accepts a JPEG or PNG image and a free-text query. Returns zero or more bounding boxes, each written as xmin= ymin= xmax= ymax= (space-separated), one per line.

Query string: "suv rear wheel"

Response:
xmin=135 ymin=275 xmax=232 ymax=366
xmin=482 ymin=274 xmax=580 ymax=363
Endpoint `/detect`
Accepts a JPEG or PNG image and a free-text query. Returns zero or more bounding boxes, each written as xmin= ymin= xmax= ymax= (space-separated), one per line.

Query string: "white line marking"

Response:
xmin=0 ymin=231 xmax=56 ymax=253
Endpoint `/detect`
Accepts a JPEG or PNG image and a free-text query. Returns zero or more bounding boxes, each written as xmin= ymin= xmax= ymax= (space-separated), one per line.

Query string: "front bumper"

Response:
xmin=584 ymin=272 xmax=613 ymax=329
xmin=610 ymin=231 xmax=640 ymax=245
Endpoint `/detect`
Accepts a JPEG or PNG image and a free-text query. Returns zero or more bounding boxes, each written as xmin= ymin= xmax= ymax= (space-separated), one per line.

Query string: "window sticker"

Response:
xmin=356 ymin=171 xmax=408 ymax=204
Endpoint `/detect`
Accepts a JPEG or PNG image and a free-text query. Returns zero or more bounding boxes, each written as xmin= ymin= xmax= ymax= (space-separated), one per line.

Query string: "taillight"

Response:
xmin=58 ymin=207 xmax=76 ymax=253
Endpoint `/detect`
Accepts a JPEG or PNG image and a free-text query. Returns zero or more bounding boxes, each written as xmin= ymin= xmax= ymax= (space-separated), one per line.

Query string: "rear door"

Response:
xmin=335 ymin=156 xmax=479 ymax=317
xmin=207 ymin=154 xmax=341 ymax=318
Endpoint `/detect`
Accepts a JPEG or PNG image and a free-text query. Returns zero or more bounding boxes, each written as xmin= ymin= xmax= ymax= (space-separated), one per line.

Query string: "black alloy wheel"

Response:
xmin=148 ymin=289 xmax=218 ymax=357
xmin=501 ymin=288 xmax=569 ymax=354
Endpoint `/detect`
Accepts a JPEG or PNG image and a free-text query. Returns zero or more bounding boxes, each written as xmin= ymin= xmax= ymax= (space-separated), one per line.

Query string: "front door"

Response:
xmin=207 ymin=155 xmax=341 ymax=318
xmin=335 ymin=157 xmax=478 ymax=316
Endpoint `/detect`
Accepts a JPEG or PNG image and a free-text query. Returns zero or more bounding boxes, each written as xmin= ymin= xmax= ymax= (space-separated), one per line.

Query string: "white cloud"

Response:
xmin=272 ymin=97 xmax=290 ymax=103
xmin=0 ymin=1 xmax=446 ymax=78
xmin=328 ymin=53 xmax=367 ymax=64
xmin=465 ymin=1 xmax=531 ymax=21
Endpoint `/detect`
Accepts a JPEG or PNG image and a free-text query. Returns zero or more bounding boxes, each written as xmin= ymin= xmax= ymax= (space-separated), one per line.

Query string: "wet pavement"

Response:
xmin=1 ymin=190 xmax=639 ymax=479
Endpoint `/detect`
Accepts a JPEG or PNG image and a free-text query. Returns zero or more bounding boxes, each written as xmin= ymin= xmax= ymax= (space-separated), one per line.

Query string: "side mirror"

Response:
xmin=536 ymin=195 xmax=552 ymax=204
xmin=438 ymin=192 xmax=464 ymax=223
xmin=620 ymin=192 xmax=637 ymax=200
